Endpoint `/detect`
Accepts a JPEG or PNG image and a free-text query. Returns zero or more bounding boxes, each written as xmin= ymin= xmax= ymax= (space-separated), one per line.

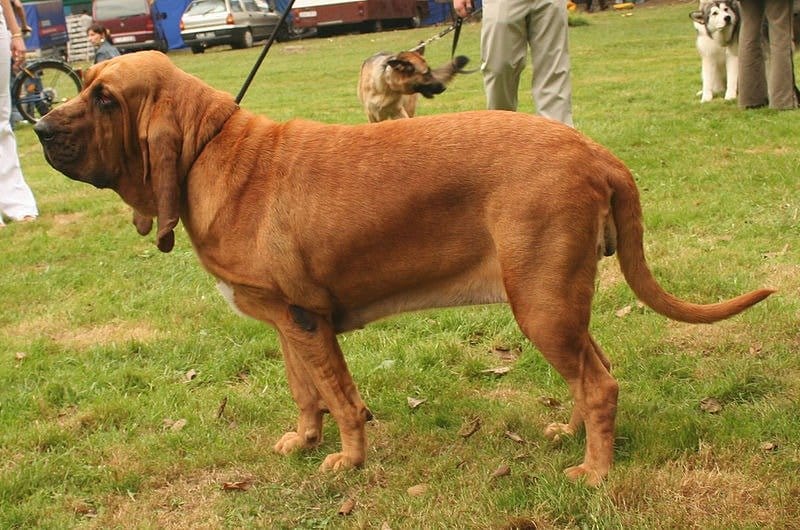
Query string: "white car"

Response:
xmin=180 ymin=0 xmax=289 ymax=53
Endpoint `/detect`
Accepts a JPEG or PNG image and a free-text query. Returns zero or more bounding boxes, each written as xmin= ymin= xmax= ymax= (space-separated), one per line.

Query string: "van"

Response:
xmin=290 ymin=0 xmax=429 ymax=36
xmin=92 ymin=0 xmax=167 ymax=53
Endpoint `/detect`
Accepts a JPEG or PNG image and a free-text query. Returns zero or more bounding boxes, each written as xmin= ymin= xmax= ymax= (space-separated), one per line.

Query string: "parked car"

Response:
xmin=92 ymin=0 xmax=168 ymax=53
xmin=180 ymin=0 xmax=288 ymax=54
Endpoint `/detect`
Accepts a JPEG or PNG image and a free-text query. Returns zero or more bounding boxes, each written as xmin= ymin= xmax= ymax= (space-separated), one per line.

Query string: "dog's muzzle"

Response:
xmin=415 ymin=82 xmax=446 ymax=99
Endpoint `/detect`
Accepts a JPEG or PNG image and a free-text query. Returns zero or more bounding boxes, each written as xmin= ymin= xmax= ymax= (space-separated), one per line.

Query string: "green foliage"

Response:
xmin=1 ymin=3 xmax=799 ymax=527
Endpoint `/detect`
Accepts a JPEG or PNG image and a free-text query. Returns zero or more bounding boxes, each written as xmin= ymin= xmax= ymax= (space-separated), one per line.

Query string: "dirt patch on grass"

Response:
xmin=86 ymin=471 xmax=236 ymax=528
xmin=4 ymin=315 xmax=159 ymax=349
xmin=612 ymin=460 xmax=789 ymax=528
xmin=664 ymin=319 xmax=751 ymax=354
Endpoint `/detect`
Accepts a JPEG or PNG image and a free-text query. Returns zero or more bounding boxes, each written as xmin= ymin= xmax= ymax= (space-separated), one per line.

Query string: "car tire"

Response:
xmin=191 ymin=45 xmax=205 ymax=54
xmin=235 ymin=29 xmax=254 ymax=49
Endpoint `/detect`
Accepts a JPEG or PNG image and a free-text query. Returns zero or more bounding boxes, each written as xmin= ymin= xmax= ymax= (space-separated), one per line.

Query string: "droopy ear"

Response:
xmin=139 ymin=100 xmax=182 ymax=253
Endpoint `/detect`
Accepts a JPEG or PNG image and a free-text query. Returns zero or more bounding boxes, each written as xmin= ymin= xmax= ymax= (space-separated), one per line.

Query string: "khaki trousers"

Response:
xmin=480 ymin=0 xmax=574 ymax=125
xmin=738 ymin=0 xmax=799 ymax=109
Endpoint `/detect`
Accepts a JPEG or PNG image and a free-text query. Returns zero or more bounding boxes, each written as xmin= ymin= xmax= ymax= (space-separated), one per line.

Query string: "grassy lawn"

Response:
xmin=2 ymin=1 xmax=799 ymax=527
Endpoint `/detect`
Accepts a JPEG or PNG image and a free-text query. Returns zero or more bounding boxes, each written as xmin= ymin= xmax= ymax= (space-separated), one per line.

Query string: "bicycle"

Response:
xmin=11 ymin=58 xmax=83 ymax=125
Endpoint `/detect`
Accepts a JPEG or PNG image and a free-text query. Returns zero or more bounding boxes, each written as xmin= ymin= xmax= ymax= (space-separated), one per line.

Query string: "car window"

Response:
xmin=241 ymin=0 xmax=259 ymax=12
xmin=254 ymin=0 xmax=271 ymax=11
xmin=229 ymin=0 xmax=245 ymax=12
xmin=185 ymin=0 xmax=227 ymax=15
xmin=94 ymin=0 xmax=149 ymax=18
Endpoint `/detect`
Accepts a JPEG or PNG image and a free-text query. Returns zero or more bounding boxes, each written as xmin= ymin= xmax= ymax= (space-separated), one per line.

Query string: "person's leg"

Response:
xmin=738 ymin=0 xmax=770 ymax=108
xmin=0 ymin=31 xmax=38 ymax=223
xmin=764 ymin=0 xmax=798 ymax=109
xmin=529 ymin=0 xmax=574 ymax=125
xmin=481 ymin=0 xmax=529 ymax=111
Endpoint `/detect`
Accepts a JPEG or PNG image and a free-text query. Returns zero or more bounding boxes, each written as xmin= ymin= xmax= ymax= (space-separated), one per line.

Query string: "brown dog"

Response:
xmin=357 ymin=48 xmax=469 ymax=122
xmin=34 ymin=52 xmax=773 ymax=486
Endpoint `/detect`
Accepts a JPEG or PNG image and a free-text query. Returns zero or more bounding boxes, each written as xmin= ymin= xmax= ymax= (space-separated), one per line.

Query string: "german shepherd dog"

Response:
xmin=357 ymin=48 xmax=469 ymax=122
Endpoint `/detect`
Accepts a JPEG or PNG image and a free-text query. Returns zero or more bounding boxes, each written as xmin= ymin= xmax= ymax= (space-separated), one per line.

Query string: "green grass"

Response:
xmin=2 ymin=1 xmax=799 ymax=527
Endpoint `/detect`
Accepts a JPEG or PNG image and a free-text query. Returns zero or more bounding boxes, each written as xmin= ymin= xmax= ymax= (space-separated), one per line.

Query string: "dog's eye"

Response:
xmin=92 ymin=85 xmax=116 ymax=110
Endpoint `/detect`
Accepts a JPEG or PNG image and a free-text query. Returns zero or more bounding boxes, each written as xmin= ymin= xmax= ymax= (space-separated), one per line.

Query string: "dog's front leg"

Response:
xmin=278 ymin=305 xmax=369 ymax=471
xmin=273 ymin=331 xmax=326 ymax=455
xmin=724 ymin=50 xmax=738 ymax=100
xmin=700 ymin=54 xmax=716 ymax=102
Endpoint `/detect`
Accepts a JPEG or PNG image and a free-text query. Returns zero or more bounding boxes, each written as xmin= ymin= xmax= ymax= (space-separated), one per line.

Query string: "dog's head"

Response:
xmin=691 ymin=0 xmax=739 ymax=41
xmin=34 ymin=51 xmax=238 ymax=252
xmin=386 ymin=51 xmax=470 ymax=98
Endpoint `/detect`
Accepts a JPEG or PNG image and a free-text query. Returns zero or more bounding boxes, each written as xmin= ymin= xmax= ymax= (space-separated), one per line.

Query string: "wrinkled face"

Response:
xmin=35 ymin=54 xmax=154 ymax=211
xmin=34 ymin=51 xmax=237 ymax=252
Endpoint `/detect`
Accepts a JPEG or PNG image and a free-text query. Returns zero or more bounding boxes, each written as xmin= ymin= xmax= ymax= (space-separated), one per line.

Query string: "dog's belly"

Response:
xmin=333 ymin=259 xmax=507 ymax=332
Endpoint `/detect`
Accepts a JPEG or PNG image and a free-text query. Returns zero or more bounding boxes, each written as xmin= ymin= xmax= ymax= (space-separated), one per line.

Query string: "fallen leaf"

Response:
xmin=699 ymin=397 xmax=722 ymax=414
xmin=184 ymin=369 xmax=198 ymax=382
xmin=481 ymin=366 xmax=512 ymax=376
xmin=14 ymin=352 xmax=26 ymax=361
xmin=505 ymin=431 xmax=525 ymax=444
xmin=338 ymin=498 xmax=355 ymax=515
xmin=458 ymin=417 xmax=482 ymax=438
xmin=381 ymin=523 xmax=392 ymax=530
xmin=407 ymin=483 xmax=428 ymax=496
xmin=615 ymin=305 xmax=632 ymax=318
xmin=490 ymin=464 xmax=511 ymax=479
xmin=490 ymin=345 xmax=520 ymax=362
xmin=163 ymin=418 xmax=188 ymax=431
xmin=760 ymin=441 xmax=779 ymax=452
xmin=407 ymin=397 xmax=426 ymax=409
xmin=538 ymin=396 xmax=562 ymax=408
xmin=221 ymin=480 xmax=252 ymax=491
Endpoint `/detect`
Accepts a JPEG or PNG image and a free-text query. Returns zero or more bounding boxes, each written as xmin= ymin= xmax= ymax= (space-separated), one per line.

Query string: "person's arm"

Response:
xmin=2 ymin=0 xmax=27 ymax=67
xmin=10 ymin=0 xmax=31 ymax=33
xmin=453 ymin=0 xmax=474 ymax=18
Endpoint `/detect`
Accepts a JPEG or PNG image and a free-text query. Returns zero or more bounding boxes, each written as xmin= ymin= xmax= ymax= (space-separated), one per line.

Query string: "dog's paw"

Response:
xmin=700 ymin=94 xmax=713 ymax=103
xmin=564 ymin=464 xmax=604 ymax=487
xmin=543 ymin=422 xmax=576 ymax=442
xmin=273 ymin=431 xmax=318 ymax=455
xmin=319 ymin=452 xmax=363 ymax=472
xmin=724 ymin=92 xmax=737 ymax=101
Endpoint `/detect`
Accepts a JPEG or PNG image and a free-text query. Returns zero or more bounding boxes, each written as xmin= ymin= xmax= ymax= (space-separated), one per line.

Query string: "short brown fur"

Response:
xmin=35 ymin=52 xmax=774 ymax=485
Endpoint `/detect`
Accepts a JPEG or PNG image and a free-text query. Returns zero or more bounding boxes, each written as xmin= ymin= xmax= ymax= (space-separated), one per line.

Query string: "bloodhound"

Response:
xmin=34 ymin=52 xmax=773 ymax=486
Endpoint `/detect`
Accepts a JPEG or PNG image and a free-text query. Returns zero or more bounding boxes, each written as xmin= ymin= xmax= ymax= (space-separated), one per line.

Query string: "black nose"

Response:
xmin=33 ymin=118 xmax=55 ymax=141
xmin=724 ymin=15 xmax=731 ymax=22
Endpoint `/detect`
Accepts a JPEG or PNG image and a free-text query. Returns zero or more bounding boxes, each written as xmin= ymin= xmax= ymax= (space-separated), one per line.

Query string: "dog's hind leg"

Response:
xmin=501 ymin=241 xmax=618 ymax=485
xmin=543 ymin=336 xmax=612 ymax=443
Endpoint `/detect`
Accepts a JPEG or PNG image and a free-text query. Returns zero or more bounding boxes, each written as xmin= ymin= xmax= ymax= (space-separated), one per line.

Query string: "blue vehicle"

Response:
xmin=21 ymin=0 xmax=69 ymax=55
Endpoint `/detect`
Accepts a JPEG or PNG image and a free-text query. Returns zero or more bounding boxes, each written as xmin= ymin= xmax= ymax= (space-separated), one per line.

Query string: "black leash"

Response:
xmin=236 ymin=0 xmax=296 ymax=105
xmin=408 ymin=8 xmax=482 ymax=56
xmin=450 ymin=16 xmax=463 ymax=59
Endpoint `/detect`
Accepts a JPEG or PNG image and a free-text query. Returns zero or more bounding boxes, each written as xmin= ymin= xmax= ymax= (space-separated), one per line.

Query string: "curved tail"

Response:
xmin=608 ymin=162 xmax=774 ymax=324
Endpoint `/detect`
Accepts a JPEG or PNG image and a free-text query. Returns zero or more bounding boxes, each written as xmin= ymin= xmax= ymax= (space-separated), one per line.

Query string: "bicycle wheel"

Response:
xmin=12 ymin=60 xmax=83 ymax=125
